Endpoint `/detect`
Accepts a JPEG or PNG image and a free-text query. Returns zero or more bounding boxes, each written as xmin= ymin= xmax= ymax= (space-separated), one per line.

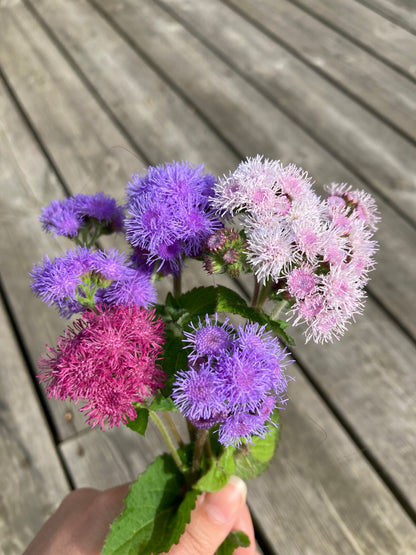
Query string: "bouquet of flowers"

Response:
xmin=30 ymin=156 xmax=379 ymax=554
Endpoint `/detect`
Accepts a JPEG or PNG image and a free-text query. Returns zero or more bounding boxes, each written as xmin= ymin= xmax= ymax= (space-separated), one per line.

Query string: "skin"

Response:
xmin=24 ymin=477 xmax=259 ymax=555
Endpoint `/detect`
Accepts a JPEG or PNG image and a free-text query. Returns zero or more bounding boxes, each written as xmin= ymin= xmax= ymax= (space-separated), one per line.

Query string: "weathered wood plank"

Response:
xmin=0 ymin=297 xmax=70 ymax=554
xmin=289 ymin=294 xmax=416 ymax=511
xmin=0 ymin=77 xmax=90 ymax=439
xmin=2 ymin=0 xmax=232 ymax=177
xmin=165 ymin=0 xmax=416 ymax=144
xmin=358 ymin=0 xmax=416 ymax=33
xmin=59 ymin=364 xmax=416 ymax=554
xmin=80 ymin=0 xmax=416 ymax=339
xmin=280 ymin=0 xmax=416 ymax=79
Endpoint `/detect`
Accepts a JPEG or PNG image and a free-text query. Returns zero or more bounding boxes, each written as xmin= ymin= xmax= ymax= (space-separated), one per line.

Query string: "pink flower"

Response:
xmin=38 ymin=305 xmax=166 ymax=429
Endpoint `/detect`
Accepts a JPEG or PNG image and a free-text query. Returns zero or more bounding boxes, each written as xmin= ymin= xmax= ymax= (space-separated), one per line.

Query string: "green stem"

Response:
xmin=251 ymin=276 xmax=260 ymax=308
xmin=187 ymin=419 xmax=197 ymax=443
xmin=173 ymin=272 xmax=182 ymax=298
xmin=192 ymin=429 xmax=208 ymax=474
xmin=163 ymin=413 xmax=184 ymax=448
xmin=270 ymin=299 xmax=288 ymax=321
xmin=257 ymin=280 xmax=272 ymax=310
xmin=149 ymin=411 xmax=184 ymax=472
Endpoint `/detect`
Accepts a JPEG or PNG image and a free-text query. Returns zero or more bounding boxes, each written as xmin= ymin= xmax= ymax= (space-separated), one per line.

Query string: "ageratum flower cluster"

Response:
xmin=172 ymin=315 xmax=292 ymax=447
xmin=38 ymin=305 xmax=166 ymax=429
xmin=212 ymin=156 xmax=379 ymax=343
xmin=39 ymin=192 xmax=124 ymax=239
xmin=125 ymin=162 xmax=222 ymax=274
xmin=31 ymin=246 xmax=155 ymax=317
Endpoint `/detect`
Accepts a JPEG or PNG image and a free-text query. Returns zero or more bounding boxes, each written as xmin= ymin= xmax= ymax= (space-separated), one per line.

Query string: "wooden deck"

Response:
xmin=1 ymin=0 xmax=415 ymax=553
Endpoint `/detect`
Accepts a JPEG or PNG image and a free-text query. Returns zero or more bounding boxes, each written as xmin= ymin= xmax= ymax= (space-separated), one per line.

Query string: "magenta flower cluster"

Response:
xmin=38 ymin=305 xmax=166 ymax=429
xmin=172 ymin=315 xmax=291 ymax=447
xmin=125 ymin=162 xmax=222 ymax=273
xmin=212 ymin=156 xmax=379 ymax=343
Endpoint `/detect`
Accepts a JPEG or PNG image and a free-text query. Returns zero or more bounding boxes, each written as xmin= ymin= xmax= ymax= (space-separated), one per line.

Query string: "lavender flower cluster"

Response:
xmin=125 ymin=162 xmax=221 ymax=274
xmin=172 ymin=315 xmax=291 ymax=447
xmin=31 ymin=246 xmax=155 ymax=317
xmin=40 ymin=192 xmax=124 ymax=239
xmin=212 ymin=156 xmax=379 ymax=343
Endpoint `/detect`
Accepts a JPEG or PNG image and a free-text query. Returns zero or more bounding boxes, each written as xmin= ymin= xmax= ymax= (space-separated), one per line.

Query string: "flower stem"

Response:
xmin=163 ymin=413 xmax=184 ymax=448
xmin=270 ymin=299 xmax=288 ymax=320
xmin=149 ymin=411 xmax=184 ymax=472
xmin=192 ymin=429 xmax=208 ymax=474
xmin=251 ymin=276 xmax=260 ymax=308
xmin=173 ymin=272 xmax=182 ymax=298
xmin=257 ymin=280 xmax=272 ymax=310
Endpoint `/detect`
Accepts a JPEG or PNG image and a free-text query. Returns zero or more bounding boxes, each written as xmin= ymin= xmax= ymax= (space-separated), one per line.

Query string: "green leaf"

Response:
xmin=126 ymin=407 xmax=149 ymax=436
xmin=265 ymin=317 xmax=296 ymax=346
xmin=216 ymin=285 xmax=259 ymax=321
xmin=195 ymin=446 xmax=236 ymax=492
xmin=160 ymin=331 xmax=189 ymax=396
xmin=175 ymin=286 xmax=218 ymax=317
xmin=234 ymin=413 xmax=280 ymax=480
xmin=217 ymin=531 xmax=250 ymax=555
xmin=103 ymin=453 xmax=198 ymax=555
xmin=149 ymin=394 xmax=178 ymax=412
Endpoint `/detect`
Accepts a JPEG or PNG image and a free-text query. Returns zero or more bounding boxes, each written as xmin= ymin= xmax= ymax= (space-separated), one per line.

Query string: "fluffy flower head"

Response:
xmin=38 ymin=305 xmax=165 ymax=429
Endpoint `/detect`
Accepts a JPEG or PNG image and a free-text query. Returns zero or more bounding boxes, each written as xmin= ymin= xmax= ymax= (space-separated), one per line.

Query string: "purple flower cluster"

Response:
xmin=172 ymin=315 xmax=292 ymax=447
xmin=125 ymin=162 xmax=222 ymax=273
xmin=39 ymin=193 xmax=124 ymax=238
xmin=30 ymin=246 xmax=156 ymax=317
xmin=213 ymin=156 xmax=379 ymax=343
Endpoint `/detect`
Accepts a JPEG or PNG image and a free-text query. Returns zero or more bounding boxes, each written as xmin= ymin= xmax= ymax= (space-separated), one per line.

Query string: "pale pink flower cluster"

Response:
xmin=213 ymin=156 xmax=379 ymax=343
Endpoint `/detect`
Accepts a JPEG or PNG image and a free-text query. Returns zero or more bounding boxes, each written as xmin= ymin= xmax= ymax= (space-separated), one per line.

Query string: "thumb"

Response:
xmin=166 ymin=476 xmax=248 ymax=555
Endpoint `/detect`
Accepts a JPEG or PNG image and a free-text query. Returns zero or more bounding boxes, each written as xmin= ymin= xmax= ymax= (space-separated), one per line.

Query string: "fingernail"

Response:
xmin=229 ymin=475 xmax=247 ymax=503
xmin=203 ymin=476 xmax=247 ymax=524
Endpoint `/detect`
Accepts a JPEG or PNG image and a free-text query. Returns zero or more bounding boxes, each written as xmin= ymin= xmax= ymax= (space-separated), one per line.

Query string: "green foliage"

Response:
xmin=126 ymin=407 xmax=149 ymax=436
xmin=102 ymin=453 xmax=198 ymax=555
xmin=215 ymin=285 xmax=295 ymax=345
xmin=194 ymin=446 xmax=236 ymax=492
xmin=149 ymin=393 xmax=178 ymax=412
xmin=217 ymin=531 xmax=250 ymax=555
xmin=234 ymin=413 xmax=280 ymax=480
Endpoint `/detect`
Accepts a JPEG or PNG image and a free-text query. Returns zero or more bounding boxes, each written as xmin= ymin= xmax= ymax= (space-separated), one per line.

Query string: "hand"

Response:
xmin=24 ymin=477 xmax=258 ymax=554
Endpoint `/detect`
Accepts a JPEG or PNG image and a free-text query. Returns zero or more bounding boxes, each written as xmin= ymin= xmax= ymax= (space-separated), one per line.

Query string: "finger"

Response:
xmin=167 ymin=476 xmax=247 ymax=555
xmin=232 ymin=503 xmax=258 ymax=554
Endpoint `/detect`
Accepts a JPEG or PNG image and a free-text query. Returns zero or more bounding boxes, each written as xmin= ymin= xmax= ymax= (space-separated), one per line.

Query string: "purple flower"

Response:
xmin=183 ymin=314 xmax=233 ymax=362
xmin=39 ymin=193 xmax=124 ymax=239
xmin=31 ymin=247 xmax=156 ymax=317
xmin=101 ymin=267 xmax=157 ymax=307
xmin=75 ymin=193 xmax=124 ymax=230
xmin=171 ymin=364 xmax=226 ymax=422
xmin=30 ymin=248 xmax=95 ymax=306
xmin=39 ymin=199 xmax=81 ymax=237
xmin=125 ymin=162 xmax=221 ymax=273
xmin=173 ymin=317 xmax=292 ymax=447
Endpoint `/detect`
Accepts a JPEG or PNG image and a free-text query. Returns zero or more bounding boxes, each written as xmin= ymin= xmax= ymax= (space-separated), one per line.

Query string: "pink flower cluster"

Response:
xmin=213 ymin=156 xmax=379 ymax=343
xmin=38 ymin=305 xmax=166 ymax=428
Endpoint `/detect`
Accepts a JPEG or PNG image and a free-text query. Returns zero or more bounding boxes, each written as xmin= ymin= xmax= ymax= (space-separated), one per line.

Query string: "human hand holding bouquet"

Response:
xmin=30 ymin=156 xmax=379 ymax=554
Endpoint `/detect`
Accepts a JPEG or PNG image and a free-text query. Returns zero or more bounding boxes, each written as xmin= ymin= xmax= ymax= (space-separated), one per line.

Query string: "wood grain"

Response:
xmin=282 ymin=0 xmax=416 ymax=78
xmin=0 ymin=298 xmax=69 ymax=554
xmin=167 ymin=0 xmax=416 ymax=144
xmin=0 ymin=78 xmax=89 ymax=439
xmin=356 ymin=0 xmax=416 ymax=33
